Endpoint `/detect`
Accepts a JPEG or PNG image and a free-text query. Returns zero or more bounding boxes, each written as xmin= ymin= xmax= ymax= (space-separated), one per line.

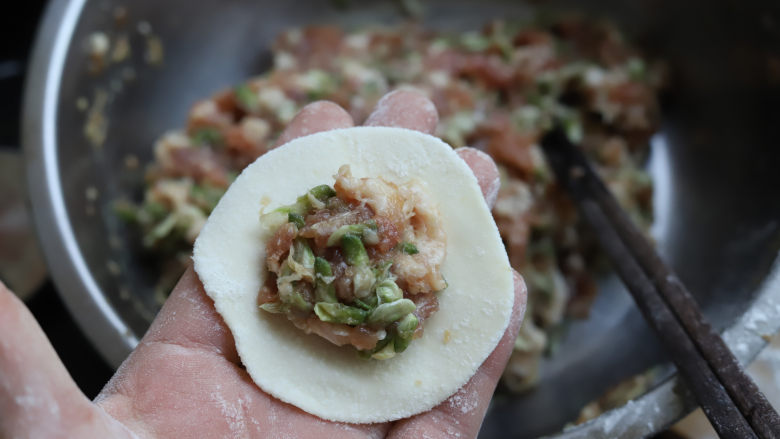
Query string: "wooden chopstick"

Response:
xmin=540 ymin=127 xmax=780 ymax=439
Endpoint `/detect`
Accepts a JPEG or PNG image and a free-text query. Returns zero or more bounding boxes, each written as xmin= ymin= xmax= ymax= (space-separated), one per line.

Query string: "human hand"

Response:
xmin=0 ymin=90 xmax=527 ymax=439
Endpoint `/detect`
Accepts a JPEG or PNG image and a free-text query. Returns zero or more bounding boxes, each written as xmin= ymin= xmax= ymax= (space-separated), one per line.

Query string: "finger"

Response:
xmin=94 ymin=265 xmax=238 ymax=407
xmin=457 ymin=147 xmax=501 ymax=209
xmin=274 ymin=101 xmax=354 ymax=147
xmin=93 ymin=266 xmax=246 ymax=431
xmin=0 ymin=282 xmax=134 ymax=438
xmin=364 ymin=89 xmax=438 ymax=134
xmin=363 ymin=92 xmax=498 ymax=208
xmin=134 ymin=264 xmax=240 ymax=363
xmin=388 ymin=271 xmax=527 ymax=439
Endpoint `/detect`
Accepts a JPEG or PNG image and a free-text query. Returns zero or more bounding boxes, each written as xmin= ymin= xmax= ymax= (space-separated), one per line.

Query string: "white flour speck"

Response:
xmin=210 ymin=387 xmax=246 ymax=438
xmin=447 ymin=386 xmax=478 ymax=414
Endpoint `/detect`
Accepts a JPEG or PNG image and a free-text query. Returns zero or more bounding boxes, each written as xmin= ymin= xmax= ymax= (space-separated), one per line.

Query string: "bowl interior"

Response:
xmin=47 ymin=0 xmax=780 ymax=436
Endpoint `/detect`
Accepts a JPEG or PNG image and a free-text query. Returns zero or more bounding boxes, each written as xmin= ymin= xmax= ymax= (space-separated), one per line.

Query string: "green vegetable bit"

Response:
xmin=143 ymin=214 xmax=179 ymax=248
xmin=314 ymin=256 xmax=333 ymax=278
xmin=400 ymin=242 xmax=419 ymax=255
xmin=309 ymin=184 xmax=336 ymax=202
xmin=326 ymin=220 xmax=378 ymax=247
xmin=370 ymin=341 xmax=397 ymax=360
xmin=276 ymin=185 xmax=337 ymax=219
xmin=280 ymin=287 xmax=312 ymax=312
xmin=314 ymin=257 xmax=337 ymax=303
xmin=114 ymin=201 xmax=138 ymax=223
xmin=352 ymin=265 xmax=376 ymax=299
xmin=375 ymin=279 xmax=403 ymax=304
xmin=562 ymin=116 xmax=583 ymax=144
xmin=626 ymin=57 xmax=646 ymax=81
xmin=259 ymin=210 xmax=290 ymax=232
xmin=293 ymin=239 xmax=315 ymax=267
xmin=191 ymin=127 xmax=223 ymax=146
xmin=340 ymin=234 xmax=369 ymax=266
xmin=338 ymin=232 xmax=375 ymax=298
xmin=366 ymin=299 xmax=416 ymax=325
xmin=353 ymin=295 xmax=378 ymax=311
xmin=460 ymin=31 xmax=491 ymax=52
xmin=279 ymin=199 xmax=309 ymax=217
xmin=393 ymin=313 xmax=419 ymax=352
xmin=190 ymin=183 xmax=224 ymax=214
xmin=327 ymin=224 xmax=365 ymax=247
xmin=288 ymin=212 xmax=305 ymax=229
xmin=259 ymin=301 xmax=288 ymax=314
xmin=141 ymin=201 xmax=168 ymax=223
xmin=358 ymin=335 xmax=392 ymax=359
xmin=314 ymin=302 xmax=368 ymax=325
xmin=372 ymin=260 xmax=393 ymax=282
xmin=234 ymin=84 xmax=259 ymax=112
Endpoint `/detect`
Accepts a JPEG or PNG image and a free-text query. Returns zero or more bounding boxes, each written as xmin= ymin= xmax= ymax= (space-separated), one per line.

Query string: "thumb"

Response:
xmin=0 ymin=281 xmax=133 ymax=438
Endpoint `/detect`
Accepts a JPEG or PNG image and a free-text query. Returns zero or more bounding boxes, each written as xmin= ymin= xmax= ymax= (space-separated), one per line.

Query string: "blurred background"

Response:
xmin=0 ymin=0 xmax=114 ymax=399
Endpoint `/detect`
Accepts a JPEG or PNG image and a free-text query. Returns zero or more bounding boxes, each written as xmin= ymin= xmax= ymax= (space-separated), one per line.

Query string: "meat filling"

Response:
xmin=258 ymin=165 xmax=447 ymax=359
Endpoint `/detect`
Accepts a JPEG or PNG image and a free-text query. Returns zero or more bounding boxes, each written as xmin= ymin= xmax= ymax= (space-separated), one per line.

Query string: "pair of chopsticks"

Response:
xmin=540 ymin=127 xmax=780 ymax=439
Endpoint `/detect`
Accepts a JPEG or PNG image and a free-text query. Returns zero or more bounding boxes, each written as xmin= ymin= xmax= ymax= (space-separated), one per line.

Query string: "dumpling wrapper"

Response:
xmin=193 ymin=126 xmax=514 ymax=423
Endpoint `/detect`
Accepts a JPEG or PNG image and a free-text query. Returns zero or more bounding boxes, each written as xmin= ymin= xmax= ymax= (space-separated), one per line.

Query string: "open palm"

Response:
xmin=0 ymin=91 xmax=526 ymax=439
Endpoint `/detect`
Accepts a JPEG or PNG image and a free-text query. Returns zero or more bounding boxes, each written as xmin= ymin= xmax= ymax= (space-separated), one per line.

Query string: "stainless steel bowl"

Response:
xmin=23 ymin=0 xmax=780 ymax=437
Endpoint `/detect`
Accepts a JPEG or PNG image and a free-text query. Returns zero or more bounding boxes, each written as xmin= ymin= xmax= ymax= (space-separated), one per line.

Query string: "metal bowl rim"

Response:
xmin=23 ymin=0 xmax=139 ymax=369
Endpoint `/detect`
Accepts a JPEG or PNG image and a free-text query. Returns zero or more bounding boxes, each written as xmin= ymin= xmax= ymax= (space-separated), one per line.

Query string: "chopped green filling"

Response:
xmin=114 ymin=200 xmax=140 ymax=223
xmin=366 ymin=299 xmax=416 ymax=325
xmin=314 ymin=256 xmax=337 ymax=303
xmin=288 ymin=212 xmax=305 ymax=229
xmin=309 ymin=184 xmax=337 ymax=201
xmin=190 ymin=183 xmax=224 ymax=214
xmin=460 ymin=31 xmax=491 ymax=52
xmin=393 ymin=313 xmax=420 ymax=352
xmin=191 ymin=127 xmax=223 ymax=146
xmin=627 ymin=57 xmax=646 ymax=81
xmin=314 ymin=302 xmax=367 ymax=325
xmin=234 ymin=84 xmax=259 ymax=112
xmin=326 ymin=220 xmax=378 ymax=247
xmin=340 ymin=234 xmax=369 ymax=266
xmin=258 ymin=183 xmax=438 ymax=360
xmin=400 ymin=242 xmax=419 ymax=255
xmin=375 ymin=279 xmax=403 ymax=304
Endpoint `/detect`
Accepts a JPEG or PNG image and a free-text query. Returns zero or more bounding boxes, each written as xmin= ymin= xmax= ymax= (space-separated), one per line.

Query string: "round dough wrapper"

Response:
xmin=193 ymin=126 xmax=514 ymax=423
